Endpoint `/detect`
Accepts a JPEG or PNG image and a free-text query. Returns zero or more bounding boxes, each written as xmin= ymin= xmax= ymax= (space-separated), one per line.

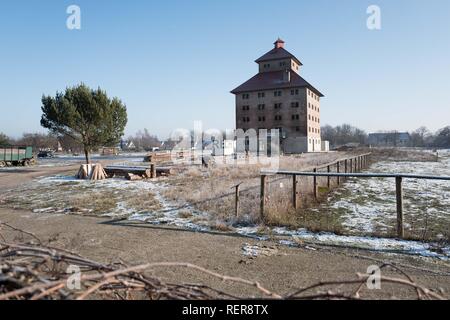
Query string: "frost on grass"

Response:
xmin=303 ymin=150 xmax=450 ymax=241
xmin=0 ymin=175 xmax=162 ymax=217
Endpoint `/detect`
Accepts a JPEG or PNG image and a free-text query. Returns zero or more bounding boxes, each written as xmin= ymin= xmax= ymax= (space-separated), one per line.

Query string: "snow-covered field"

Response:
xmin=2 ymin=150 xmax=449 ymax=260
xmin=307 ymin=149 xmax=450 ymax=240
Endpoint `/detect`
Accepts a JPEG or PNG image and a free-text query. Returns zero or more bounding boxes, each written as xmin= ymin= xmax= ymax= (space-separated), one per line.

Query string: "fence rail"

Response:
xmin=258 ymin=153 xmax=450 ymax=239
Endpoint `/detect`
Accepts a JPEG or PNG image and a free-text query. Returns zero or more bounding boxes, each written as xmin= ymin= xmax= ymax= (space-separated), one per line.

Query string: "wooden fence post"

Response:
xmin=396 ymin=176 xmax=404 ymax=238
xmin=337 ymin=161 xmax=340 ymax=185
xmin=313 ymin=168 xmax=317 ymax=200
xmin=344 ymin=159 xmax=348 ymax=180
xmin=260 ymin=175 xmax=267 ymax=221
xmin=292 ymin=175 xmax=298 ymax=209
xmin=327 ymin=165 xmax=330 ymax=189
xmin=235 ymin=184 xmax=240 ymax=217
xmin=150 ymin=163 xmax=156 ymax=178
xmin=349 ymin=159 xmax=353 ymax=173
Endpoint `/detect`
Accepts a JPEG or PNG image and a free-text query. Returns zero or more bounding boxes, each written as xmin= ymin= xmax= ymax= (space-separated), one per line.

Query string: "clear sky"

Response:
xmin=1 ymin=0 xmax=449 ymax=139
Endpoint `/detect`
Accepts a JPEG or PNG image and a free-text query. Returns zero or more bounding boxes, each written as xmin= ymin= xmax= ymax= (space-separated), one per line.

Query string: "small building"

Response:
xmin=368 ymin=132 xmax=411 ymax=147
xmin=101 ymin=147 xmax=120 ymax=156
xmin=231 ymin=39 xmax=324 ymax=153
xmin=120 ymin=139 xmax=136 ymax=151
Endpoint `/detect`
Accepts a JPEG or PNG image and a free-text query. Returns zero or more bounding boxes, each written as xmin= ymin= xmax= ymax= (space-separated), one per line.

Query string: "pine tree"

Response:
xmin=41 ymin=84 xmax=128 ymax=164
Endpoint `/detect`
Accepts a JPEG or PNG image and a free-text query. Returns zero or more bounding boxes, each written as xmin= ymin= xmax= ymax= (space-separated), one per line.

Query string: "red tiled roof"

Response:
xmin=230 ymin=70 xmax=324 ymax=97
xmin=255 ymin=47 xmax=303 ymax=65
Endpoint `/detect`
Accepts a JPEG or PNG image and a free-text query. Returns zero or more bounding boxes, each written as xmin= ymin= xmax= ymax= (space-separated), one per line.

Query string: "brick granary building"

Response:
xmin=231 ymin=39 xmax=324 ymax=153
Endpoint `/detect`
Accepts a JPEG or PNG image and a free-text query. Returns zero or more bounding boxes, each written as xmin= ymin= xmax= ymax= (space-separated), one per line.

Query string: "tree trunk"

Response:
xmin=84 ymin=147 xmax=91 ymax=164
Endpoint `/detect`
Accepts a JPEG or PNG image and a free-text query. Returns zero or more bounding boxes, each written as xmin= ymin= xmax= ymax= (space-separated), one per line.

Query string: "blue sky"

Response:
xmin=0 ymin=0 xmax=449 ymax=139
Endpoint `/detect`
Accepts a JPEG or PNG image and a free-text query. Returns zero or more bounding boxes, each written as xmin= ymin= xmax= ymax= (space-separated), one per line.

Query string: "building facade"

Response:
xmin=368 ymin=132 xmax=411 ymax=147
xmin=231 ymin=39 xmax=324 ymax=153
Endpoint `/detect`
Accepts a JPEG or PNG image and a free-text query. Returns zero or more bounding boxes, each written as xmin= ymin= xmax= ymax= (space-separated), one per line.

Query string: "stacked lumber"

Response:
xmin=126 ymin=173 xmax=143 ymax=181
xmin=144 ymin=152 xmax=172 ymax=162
xmin=76 ymin=164 xmax=92 ymax=179
xmin=76 ymin=164 xmax=107 ymax=180
xmin=104 ymin=165 xmax=173 ymax=179
xmin=90 ymin=164 xmax=107 ymax=180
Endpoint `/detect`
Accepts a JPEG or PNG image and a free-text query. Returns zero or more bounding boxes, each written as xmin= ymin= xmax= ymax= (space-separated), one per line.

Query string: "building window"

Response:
xmin=242 ymin=105 xmax=250 ymax=111
xmin=242 ymin=117 xmax=250 ymax=123
xmin=264 ymin=63 xmax=270 ymax=69
xmin=274 ymin=103 xmax=282 ymax=109
xmin=275 ymin=115 xmax=282 ymax=121
xmin=295 ymin=126 xmax=300 ymax=132
xmin=257 ymin=104 xmax=265 ymax=110
xmin=258 ymin=92 xmax=265 ymax=98
xmin=279 ymin=61 xmax=286 ymax=67
xmin=258 ymin=116 xmax=266 ymax=122
xmin=291 ymin=102 xmax=299 ymax=108
xmin=242 ymin=93 xmax=249 ymax=100
xmin=291 ymin=114 xmax=299 ymax=120
xmin=274 ymin=91 xmax=282 ymax=97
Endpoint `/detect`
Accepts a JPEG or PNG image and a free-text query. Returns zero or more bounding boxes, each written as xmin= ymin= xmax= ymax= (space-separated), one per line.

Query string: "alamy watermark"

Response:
xmin=66 ymin=264 xmax=81 ymax=290
xmin=169 ymin=121 xmax=281 ymax=170
xmin=366 ymin=265 xmax=381 ymax=289
xmin=367 ymin=5 xmax=381 ymax=30
xmin=66 ymin=5 xmax=81 ymax=30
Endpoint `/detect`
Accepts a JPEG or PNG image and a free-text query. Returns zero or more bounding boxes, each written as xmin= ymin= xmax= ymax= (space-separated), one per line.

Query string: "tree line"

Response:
xmin=321 ymin=124 xmax=450 ymax=148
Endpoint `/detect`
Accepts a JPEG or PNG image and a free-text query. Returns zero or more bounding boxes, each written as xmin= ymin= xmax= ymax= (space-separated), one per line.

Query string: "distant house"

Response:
xmin=368 ymin=132 xmax=411 ymax=147
xmin=120 ymin=139 xmax=136 ymax=151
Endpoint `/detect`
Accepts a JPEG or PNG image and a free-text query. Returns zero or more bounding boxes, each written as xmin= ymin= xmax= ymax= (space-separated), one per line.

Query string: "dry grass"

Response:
xmin=370 ymin=147 xmax=438 ymax=162
xmin=162 ymin=152 xmax=361 ymax=232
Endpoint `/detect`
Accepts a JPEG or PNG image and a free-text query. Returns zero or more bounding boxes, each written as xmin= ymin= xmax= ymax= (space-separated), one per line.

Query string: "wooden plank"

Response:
xmin=396 ymin=176 xmax=404 ymax=238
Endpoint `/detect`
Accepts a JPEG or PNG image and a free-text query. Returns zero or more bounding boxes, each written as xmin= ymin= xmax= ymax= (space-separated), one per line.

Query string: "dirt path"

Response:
xmin=1 ymin=165 xmax=449 ymax=299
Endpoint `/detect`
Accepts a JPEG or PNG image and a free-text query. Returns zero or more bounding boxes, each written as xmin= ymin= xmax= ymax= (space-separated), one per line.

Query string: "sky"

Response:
xmin=0 ymin=0 xmax=449 ymax=139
